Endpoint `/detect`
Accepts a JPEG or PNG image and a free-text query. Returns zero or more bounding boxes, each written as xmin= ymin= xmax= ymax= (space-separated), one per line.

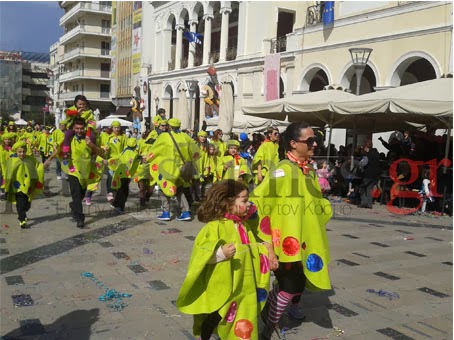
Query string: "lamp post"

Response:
xmin=186 ymin=80 xmax=198 ymax=131
xmin=348 ymin=47 xmax=372 ymax=191
xmin=349 ymin=47 xmax=373 ymax=96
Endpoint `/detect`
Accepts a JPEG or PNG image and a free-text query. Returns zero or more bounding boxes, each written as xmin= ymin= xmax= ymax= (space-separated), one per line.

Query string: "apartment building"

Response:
xmin=139 ymin=1 xmax=452 ymax=140
xmin=0 ymin=51 xmax=51 ymax=119
xmin=56 ymin=1 xmax=114 ymax=117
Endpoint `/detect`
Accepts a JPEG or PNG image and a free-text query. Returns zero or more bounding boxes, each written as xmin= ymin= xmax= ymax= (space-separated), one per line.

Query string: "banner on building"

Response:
xmin=264 ymin=53 xmax=281 ymax=101
xmin=132 ymin=1 xmax=142 ymax=75
xmin=140 ymin=78 xmax=149 ymax=118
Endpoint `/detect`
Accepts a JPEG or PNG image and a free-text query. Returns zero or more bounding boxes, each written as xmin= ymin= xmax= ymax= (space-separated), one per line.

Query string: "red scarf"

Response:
xmin=233 ymin=154 xmax=241 ymax=165
xmin=223 ymin=204 xmax=257 ymax=245
xmin=286 ymin=151 xmax=312 ymax=175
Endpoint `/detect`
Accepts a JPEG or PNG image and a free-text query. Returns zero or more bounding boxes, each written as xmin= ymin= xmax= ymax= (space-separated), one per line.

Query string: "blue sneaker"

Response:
xmin=176 ymin=211 xmax=191 ymax=221
xmin=157 ymin=211 xmax=171 ymax=221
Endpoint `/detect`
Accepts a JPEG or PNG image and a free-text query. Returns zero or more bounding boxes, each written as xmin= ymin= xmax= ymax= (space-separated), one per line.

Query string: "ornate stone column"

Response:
xmin=219 ymin=7 xmax=232 ymax=62
xmin=202 ymin=14 xmax=213 ymax=65
xmin=175 ymin=24 xmax=184 ymax=70
xmin=188 ymin=19 xmax=198 ymax=67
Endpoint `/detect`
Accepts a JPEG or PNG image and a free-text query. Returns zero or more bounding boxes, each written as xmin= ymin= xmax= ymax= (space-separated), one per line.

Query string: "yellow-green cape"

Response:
xmin=177 ymin=218 xmax=270 ymax=339
xmin=5 ymin=154 xmax=44 ymax=202
xmin=250 ymin=160 xmax=332 ymax=291
xmin=252 ymin=140 xmax=279 ymax=184
xmin=149 ymin=131 xmax=200 ymax=197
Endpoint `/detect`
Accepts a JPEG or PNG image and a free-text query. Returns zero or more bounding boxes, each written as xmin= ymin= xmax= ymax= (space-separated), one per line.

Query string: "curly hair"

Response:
xmin=197 ymin=180 xmax=248 ymax=223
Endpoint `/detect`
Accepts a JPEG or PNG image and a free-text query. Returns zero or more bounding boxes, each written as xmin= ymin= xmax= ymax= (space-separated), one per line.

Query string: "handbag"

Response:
xmin=168 ymin=132 xmax=194 ymax=182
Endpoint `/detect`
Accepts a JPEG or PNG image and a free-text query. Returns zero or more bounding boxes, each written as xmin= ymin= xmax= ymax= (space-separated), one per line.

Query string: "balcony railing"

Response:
xmin=209 ymin=51 xmax=220 ymax=64
xmin=168 ymin=60 xmax=175 ymax=71
xmin=60 ymin=2 xmax=111 ymax=26
xmin=226 ymin=47 xmax=237 ymax=61
xmin=181 ymin=57 xmax=188 ymax=69
xmin=59 ymin=69 xmax=110 ymax=82
xmin=306 ymin=3 xmax=323 ymax=26
xmin=60 ymin=24 xmax=111 ymax=44
xmin=59 ymin=90 xmax=111 ymax=101
xmin=194 ymin=55 xmax=203 ymax=67
xmin=270 ymin=36 xmax=287 ymax=54
xmin=62 ymin=47 xmax=111 ymax=62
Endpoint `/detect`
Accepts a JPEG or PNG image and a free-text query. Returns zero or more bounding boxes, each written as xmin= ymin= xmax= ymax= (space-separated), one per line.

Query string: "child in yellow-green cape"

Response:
xmin=222 ymin=139 xmax=252 ymax=183
xmin=5 ymin=141 xmax=44 ymax=228
xmin=109 ymin=138 xmax=141 ymax=213
xmin=177 ymin=180 xmax=277 ymax=340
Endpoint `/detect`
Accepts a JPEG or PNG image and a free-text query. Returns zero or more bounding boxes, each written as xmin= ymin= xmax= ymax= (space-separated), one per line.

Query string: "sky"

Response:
xmin=0 ymin=1 xmax=63 ymax=53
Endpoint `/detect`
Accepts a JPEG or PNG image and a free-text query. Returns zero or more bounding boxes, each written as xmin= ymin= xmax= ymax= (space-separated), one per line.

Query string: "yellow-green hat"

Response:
xmin=8 ymin=121 xmax=15 ymax=126
xmin=168 ymin=118 xmax=181 ymax=128
xmin=126 ymin=137 xmax=137 ymax=148
xmin=227 ymin=139 xmax=240 ymax=148
xmin=197 ymin=131 xmax=208 ymax=137
xmin=111 ymin=120 xmax=121 ymax=127
xmin=158 ymin=119 xmax=168 ymax=125
xmin=2 ymin=132 xmax=14 ymax=139
xmin=12 ymin=141 xmax=27 ymax=152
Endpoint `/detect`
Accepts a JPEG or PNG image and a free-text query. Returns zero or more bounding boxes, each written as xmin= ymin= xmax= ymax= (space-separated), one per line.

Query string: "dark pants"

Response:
xmin=40 ymin=151 xmax=48 ymax=164
xmin=274 ymin=261 xmax=307 ymax=297
xmin=16 ymin=192 xmax=31 ymax=222
xmin=138 ymin=179 xmax=152 ymax=205
xmin=106 ymin=170 xmax=113 ymax=194
xmin=68 ymin=175 xmax=86 ymax=223
xmin=112 ymin=178 xmax=130 ymax=210
xmin=200 ymin=311 xmax=222 ymax=340
xmin=56 ymin=158 xmax=62 ymax=176
xmin=359 ymin=177 xmax=377 ymax=208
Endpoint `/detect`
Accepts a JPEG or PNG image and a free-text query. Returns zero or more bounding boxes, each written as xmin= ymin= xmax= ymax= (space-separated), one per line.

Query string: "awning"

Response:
xmin=114 ymin=106 xmax=131 ymax=117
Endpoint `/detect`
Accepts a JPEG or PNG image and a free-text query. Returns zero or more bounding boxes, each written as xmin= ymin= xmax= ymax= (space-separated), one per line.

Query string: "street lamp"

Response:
xmin=349 ymin=47 xmax=373 ymax=95
xmin=186 ymin=80 xmax=198 ymax=131
xmin=348 ymin=47 xmax=372 ymax=191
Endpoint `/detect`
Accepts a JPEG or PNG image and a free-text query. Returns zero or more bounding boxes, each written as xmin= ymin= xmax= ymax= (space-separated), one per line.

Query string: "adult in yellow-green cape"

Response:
xmin=177 ymin=180 xmax=275 ymax=340
xmin=4 ymin=141 xmax=44 ymax=228
xmin=252 ymin=127 xmax=280 ymax=185
xmin=149 ymin=118 xmax=200 ymax=221
xmin=134 ymin=129 xmax=157 ymax=207
xmin=250 ymin=122 xmax=332 ymax=339
xmin=60 ymin=118 xmax=105 ymax=228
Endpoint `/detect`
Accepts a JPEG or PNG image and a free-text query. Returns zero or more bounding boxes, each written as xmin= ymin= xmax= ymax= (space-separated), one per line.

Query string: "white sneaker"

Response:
xmin=107 ymin=192 xmax=114 ymax=202
xmin=57 ymin=176 xmax=62 ymax=180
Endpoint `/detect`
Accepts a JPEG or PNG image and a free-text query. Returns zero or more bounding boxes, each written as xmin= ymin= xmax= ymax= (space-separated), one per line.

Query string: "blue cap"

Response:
xmin=240 ymin=133 xmax=248 ymax=142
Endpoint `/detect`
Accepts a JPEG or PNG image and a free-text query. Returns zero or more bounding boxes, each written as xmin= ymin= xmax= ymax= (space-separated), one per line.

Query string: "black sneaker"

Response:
xmin=76 ymin=220 xmax=85 ymax=229
xmin=260 ymin=323 xmax=285 ymax=340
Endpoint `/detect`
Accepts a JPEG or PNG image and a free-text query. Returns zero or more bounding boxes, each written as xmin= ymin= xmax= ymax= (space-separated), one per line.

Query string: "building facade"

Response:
xmin=0 ymin=51 xmax=51 ymax=120
xmin=138 ymin=1 xmax=452 ymax=143
xmin=56 ymin=1 xmax=115 ymax=117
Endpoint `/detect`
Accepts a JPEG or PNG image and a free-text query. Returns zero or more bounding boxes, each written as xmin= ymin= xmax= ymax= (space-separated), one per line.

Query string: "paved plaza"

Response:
xmin=0 ymin=173 xmax=452 ymax=340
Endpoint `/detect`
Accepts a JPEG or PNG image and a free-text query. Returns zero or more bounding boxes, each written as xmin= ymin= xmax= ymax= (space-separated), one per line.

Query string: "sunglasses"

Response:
xmin=272 ymin=132 xmax=280 ymax=136
xmin=294 ymin=136 xmax=316 ymax=147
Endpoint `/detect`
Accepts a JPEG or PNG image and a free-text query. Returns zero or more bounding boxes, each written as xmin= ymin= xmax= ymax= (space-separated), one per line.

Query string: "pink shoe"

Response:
xmin=85 ymin=197 xmax=92 ymax=206
xmin=107 ymin=193 xmax=114 ymax=202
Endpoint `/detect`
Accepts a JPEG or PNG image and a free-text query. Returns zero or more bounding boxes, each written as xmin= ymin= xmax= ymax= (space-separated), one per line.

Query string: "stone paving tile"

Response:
xmin=0 ymin=176 xmax=452 ymax=339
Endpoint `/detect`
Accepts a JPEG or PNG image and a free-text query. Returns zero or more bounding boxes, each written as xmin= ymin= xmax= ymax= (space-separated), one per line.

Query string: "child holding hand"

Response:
xmin=177 ymin=180 xmax=277 ymax=340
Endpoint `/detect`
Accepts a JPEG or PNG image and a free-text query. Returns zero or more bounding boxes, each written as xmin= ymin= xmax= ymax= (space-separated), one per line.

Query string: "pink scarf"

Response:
xmin=223 ymin=204 xmax=257 ymax=245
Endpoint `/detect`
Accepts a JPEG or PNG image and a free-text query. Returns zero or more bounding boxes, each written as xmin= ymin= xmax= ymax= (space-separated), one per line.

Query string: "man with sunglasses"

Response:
xmin=251 ymin=122 xmax=332 ymax=339
xmin=252 ymin=127 xmax=280 ymax=185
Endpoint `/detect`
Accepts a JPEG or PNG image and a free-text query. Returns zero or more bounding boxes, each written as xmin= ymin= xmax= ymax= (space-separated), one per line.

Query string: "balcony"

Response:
xmin=22 ymin=88 xmax=31 ymax=96
xmin=60 ymin=24 xmax=111 ymax=45
xmin=270 ymin=36 xmax=287 ymax=54
xmin=168 ymin=60 xmax=175 ymax=71
xmin=306 ymin=3 xmax=323 ymax=26
xmin=60 ymin=2 xmax=112 ymax=26
xmin=209 ymin=51 xmax=220 ymax=64
xmin=60 ymin=47 xmax=111 ymax=63
xmin=59 ymin=90 xmax=111 ymax=102
xmin=181 ymin=57 xmax=188 ymax=69
xmin=59 ymin=68 xmax=111 ymax=82
xmin=226 ymin=47 xmax=237 ymax=61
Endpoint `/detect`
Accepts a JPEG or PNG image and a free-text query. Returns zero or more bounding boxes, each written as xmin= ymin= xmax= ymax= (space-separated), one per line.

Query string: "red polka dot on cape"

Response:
xmin=260 ymin=216 xmax=271 ymax=235
xmin=282 ymin=236 xmax=300 ymax=256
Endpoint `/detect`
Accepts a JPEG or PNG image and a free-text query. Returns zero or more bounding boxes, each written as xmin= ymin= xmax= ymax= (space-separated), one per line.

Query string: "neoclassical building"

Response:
xmin=137 ymin=1 xmax=451 ymax=138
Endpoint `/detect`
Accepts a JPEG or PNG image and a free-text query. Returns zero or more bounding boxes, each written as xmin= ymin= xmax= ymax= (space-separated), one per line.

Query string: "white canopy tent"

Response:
xmin=205 ymin=111 xmax=289 ymax=133
xmin=97 ymin=116 xmax=133 ymax=128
